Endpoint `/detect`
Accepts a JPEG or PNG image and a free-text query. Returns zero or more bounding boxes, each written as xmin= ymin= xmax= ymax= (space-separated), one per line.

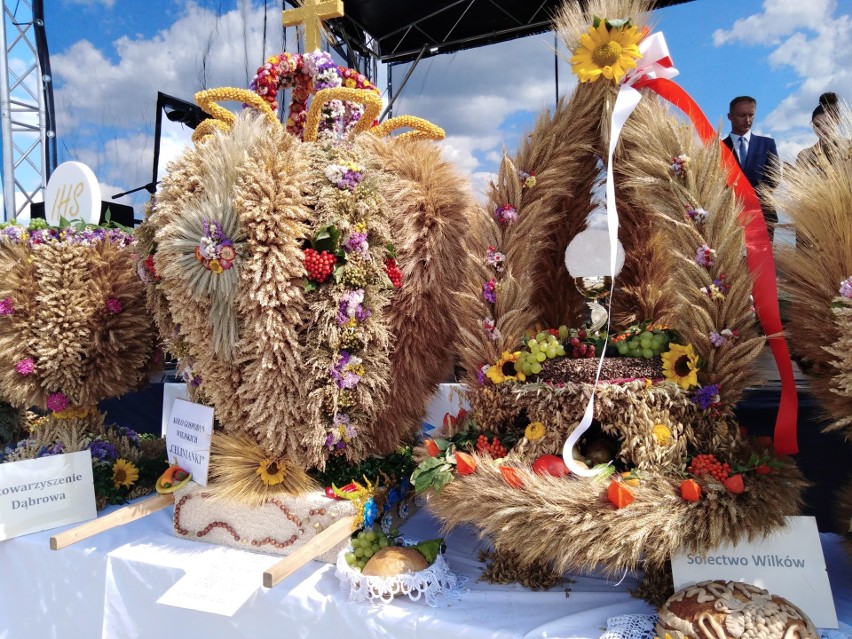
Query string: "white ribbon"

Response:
xmin=562 ymin=31 xmax=678 ymax=477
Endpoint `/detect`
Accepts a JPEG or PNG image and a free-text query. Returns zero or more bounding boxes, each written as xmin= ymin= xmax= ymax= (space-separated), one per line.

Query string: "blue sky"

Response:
xmin=7 ymin=0 xmax=851 ymax=216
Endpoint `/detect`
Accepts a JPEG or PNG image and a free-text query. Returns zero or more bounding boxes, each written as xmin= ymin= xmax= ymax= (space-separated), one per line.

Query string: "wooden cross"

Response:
xmin=283 ymin=0 xmax=345 ymax=52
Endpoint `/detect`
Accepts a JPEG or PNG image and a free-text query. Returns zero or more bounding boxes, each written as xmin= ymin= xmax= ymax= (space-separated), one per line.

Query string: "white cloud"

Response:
xmin=712 ymin=0 xmax=835 ymax=46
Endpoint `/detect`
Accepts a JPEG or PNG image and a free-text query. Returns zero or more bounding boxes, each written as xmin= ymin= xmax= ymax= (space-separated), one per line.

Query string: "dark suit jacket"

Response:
xmin=723 ymin=133 xmax=779 ymax=192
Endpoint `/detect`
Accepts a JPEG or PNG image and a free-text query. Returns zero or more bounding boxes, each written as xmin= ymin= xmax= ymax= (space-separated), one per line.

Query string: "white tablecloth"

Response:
xmin=1 ymin=500 xmax=850 ymax=639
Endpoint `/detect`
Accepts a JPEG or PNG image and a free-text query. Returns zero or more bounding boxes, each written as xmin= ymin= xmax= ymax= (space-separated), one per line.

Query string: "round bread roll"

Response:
xmin=362 ymin=546 xmax=429 ymax=577
xmin=656 ymin=580 xmax=819 ymax=639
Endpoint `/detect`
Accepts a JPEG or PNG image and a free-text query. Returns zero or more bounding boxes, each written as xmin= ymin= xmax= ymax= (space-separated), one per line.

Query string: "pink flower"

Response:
xmin=105 ymin=297 xmax=123 ymax=314
xmin=47 ymin=391 xmax=69 ymax=413
xmin=15 ymin=358 xmax=34 ymax=375
xmin=0 ymin=297 xmax=14 ymax=316
xmin=840 ymin=276 xmax=852 ymax=299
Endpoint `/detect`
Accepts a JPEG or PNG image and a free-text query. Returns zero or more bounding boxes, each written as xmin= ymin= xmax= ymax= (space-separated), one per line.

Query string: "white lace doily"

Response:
xmin=335 ymin=541 xmax=468 ymax=607
xmin=600 ymin=614 xmax=851 ymax=639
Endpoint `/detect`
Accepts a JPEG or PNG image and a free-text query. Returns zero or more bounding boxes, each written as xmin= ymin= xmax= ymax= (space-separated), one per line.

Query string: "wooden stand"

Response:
xmin=50 ymin=493 xmax=173 ymax=550
xmin=262 ymin=514 xmax=357 ymax=588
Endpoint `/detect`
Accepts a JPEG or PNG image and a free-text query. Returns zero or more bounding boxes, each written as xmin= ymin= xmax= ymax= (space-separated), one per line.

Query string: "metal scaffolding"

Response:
xmin=0 ymin=0 xmax=55 ymax=220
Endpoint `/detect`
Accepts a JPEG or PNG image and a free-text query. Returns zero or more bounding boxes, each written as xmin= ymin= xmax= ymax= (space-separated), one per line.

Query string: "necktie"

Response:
xmin=738 ymin=136 xmax=747 ymax=165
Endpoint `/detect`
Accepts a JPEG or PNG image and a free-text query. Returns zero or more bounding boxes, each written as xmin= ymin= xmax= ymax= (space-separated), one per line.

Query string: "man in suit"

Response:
xmin=722 ymin=96 xmax=780 ymax=242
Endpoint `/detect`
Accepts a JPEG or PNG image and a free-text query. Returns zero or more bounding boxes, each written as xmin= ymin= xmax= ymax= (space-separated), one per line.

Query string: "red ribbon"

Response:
xmin=632 ymin=76 xmax=799 ymax=454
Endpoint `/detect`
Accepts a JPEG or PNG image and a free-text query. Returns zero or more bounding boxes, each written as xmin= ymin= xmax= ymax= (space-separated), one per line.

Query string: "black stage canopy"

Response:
xmin=298 ymin=0 xmax=695 ymax=65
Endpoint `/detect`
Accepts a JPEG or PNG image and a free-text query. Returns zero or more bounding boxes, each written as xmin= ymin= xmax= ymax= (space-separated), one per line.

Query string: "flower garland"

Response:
xmin=250 ymin=51 xmax=379 ymax=140
xmin=301 ymin=141 xmax=398 ymax=464
xmin=195 ymin=219 xmax=236 ymax=274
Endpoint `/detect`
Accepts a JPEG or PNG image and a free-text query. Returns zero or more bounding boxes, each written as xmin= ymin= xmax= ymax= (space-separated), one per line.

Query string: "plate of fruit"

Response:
xmin=335 ymin=530 xmax=466 ymax=606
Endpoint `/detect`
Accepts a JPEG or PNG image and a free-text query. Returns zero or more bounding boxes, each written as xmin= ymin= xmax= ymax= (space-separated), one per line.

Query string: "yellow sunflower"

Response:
xmin=525 ymin=421 xmax=547 ymax=441
xmin=486 ymin=351 xmax=526 ymax=384
xmin=661 ymin=343 xmax=700 ymax=390
xmin=256 ymin=458 xmax=287 ymax=486
xmin=112 ymin=459 xmax=140 ymax=489
xmin=570 ymin=19 xmax=643 ymax=84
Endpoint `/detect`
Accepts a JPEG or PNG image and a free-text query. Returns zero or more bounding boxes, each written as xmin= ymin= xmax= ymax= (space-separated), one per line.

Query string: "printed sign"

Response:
xmin=43 ymin=161 xmax=101 ymax=226
xmin=165 ymin=398 xmax=214 ymax=486
xmin=671 ymin=516 xmax=837 ymax=628
xmin=0 ymin=450 xmax=96 ymax=541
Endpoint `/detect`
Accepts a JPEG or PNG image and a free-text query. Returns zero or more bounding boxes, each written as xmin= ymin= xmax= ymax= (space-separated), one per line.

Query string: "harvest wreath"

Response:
xmin=414 ymin=0 xmax=806 ymax=603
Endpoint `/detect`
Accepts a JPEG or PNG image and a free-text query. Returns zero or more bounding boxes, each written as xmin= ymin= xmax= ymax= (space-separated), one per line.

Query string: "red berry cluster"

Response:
xmin=688 ymin=454 xmax=731 ymax=483
xmin=476 ymin=435 xmax=507 ymax=459
xmin=304 ymin=248 xmax=336 ymax=283
xmin=384 ymin=258 xmax=403 ymax=288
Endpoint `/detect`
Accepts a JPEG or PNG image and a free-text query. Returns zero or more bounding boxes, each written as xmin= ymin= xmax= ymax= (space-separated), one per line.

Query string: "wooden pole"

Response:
xmin=50 ymin=493 xmax=173 ymax=550
xmin=263 ymin=514 xmax=357 ymax=588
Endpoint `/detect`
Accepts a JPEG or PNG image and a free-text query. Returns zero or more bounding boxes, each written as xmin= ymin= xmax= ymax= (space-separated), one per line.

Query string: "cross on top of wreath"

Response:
xmin=282 ymin=0 xmax=344 ymax=52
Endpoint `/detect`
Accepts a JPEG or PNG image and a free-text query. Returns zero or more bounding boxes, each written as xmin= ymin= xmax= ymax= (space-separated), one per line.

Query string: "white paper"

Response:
xmin=671 ymin=516 xmax=837 ymax=628
xmin=161 ymin=382 xmax=190 ymax=436
xmin=422 ymin=384 xmax=470 ymax=437
xmin=156 ymin=552 xmax=273 ymax=616
xmin=166 ymin=398 xmax=214 ymax=486
xmin=0 ymin=450 xmax=96 ymax=541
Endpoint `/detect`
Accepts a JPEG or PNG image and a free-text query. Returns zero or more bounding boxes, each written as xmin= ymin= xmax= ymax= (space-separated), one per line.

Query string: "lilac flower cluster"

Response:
xmin=482 ymin=317 xmax=501 ymax=342
xmin=692 ymin=384 xmax=721 ymax=411
xmin=330 ymin=350 xmax=363 ymax=389
xmin=670 ymin=154 xmax=690 ymax=178
xmin=116 ymin=425 xmax=140 ymax=447
xmin=684 ymin=205 xmax=708 ymax=225
xmin=36 ymin=442 xmax=65 ymax=458
xmin=485 ymin=245 xmax=505 ymax=272
xmin=493 ymin=204 xmax=517 ymax=225
xmin=0 ymin=297 xmax=13 ymax=316
xmin=840 ymin=276 xmax=852 ymax=299
xmin=337 ymin=288 xmax=371 ymax=326
xmin=86 ymin=440 xmax=118 ymax=461
xmin=0 ymin=224 xmax=134 ymax=249
xmin=324 ymin=163 xmax=364 ymax=191
xmin=343 ymin=231 xmax=370 ymax=260
xmin=709 ymin=328 xmax=737 ymax=348
xmin=483 ymin=278 xmax=497 ymax=304
xmin=694 ymin=244 xmax=716 ymax=268
xmin=302 ymin=51 xmax=341 ymax=91
xmin=324 ymin=413 xmax=357 ymax=450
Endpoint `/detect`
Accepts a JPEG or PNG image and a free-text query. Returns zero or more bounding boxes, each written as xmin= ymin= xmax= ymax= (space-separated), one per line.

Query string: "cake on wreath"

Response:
xmin=413 ymin=0 xmax=807 ymax=604
xmin=136 ymin=47 xmax=473 ymax=555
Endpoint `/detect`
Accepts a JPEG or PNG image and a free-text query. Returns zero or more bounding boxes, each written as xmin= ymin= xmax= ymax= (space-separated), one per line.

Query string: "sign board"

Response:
xmin=43 ymin=161 xmax=101 ymax=226
xmin=671 ymin=516 xmax=837 ymax=628
xmin=0 ymin=450 xmax=96 ymax=541
xmin=165 ymin=398 xmax=214 ymax=486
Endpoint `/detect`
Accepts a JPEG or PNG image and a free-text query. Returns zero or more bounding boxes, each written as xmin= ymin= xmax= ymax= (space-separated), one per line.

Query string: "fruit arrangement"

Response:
xmin=343 ymin=531 xmax=444 ymax=574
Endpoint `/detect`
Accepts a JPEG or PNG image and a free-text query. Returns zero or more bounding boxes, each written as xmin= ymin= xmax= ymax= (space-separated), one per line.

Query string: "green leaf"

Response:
xmin=431 ymin=470 xmax=454 ymax=494
xmin=312 ymin=224 xmax=341 ymax=254
xmin=385 ymin=243 xmax=397 ymax=259
xmin=104 ymin=208 xmax=112 ymax=223
xmin=59 ymin=216 xmax=70 ymax=228
xmin=332 ymin=263 xmax=345 ymax=284
xmin=434 ymin=438 xmax=451 ymax=451
xmin=303 ymin=279 xmax=318 ymax=293
xmin=592 ymin=16 xmax=602 ymax=28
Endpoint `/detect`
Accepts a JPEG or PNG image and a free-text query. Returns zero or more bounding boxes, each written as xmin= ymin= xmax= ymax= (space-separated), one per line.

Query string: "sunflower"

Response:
xmin=661 ymin=343 xmax=700 ymax=390
xmin=112 ymin=459 xmax=140 ymax=489
xmin=525 ymin=421 xmax=547 ymax=441
xmin=570 ymin=19 xmax=643 ymax=84
xmin=256 ymin=458 xmax=287 ymax=486
xmin=486 ymin=351 xmax=526 ymax=384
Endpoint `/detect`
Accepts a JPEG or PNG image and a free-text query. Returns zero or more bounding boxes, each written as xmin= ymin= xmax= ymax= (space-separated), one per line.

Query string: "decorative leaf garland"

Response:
xmin=300 ymin=138 xmax=399 ymax=469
